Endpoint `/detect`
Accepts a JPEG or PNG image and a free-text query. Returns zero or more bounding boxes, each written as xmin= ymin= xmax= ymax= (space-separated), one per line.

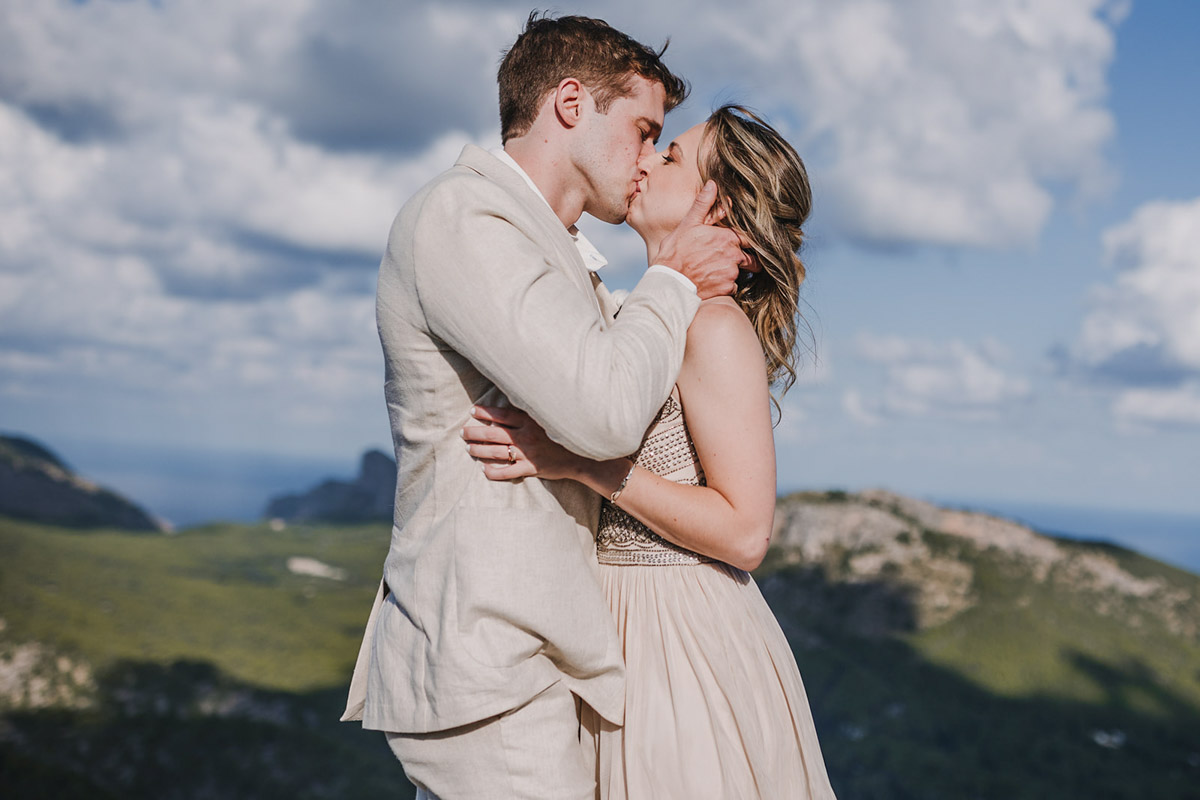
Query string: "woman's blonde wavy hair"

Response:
xmin=699 ymin=105 xmax=813 ymax=407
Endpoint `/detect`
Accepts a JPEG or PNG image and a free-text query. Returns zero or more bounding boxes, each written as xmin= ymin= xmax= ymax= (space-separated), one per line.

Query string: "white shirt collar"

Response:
xmin=489 ymin=147 xmax=608 ymax=273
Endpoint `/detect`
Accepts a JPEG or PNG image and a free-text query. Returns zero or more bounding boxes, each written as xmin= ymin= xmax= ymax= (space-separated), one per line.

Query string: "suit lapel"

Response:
xmin=455 ymin=146 xmax=599 ymax=312
xmin=590 ymin=272 xmax=619 ymax=326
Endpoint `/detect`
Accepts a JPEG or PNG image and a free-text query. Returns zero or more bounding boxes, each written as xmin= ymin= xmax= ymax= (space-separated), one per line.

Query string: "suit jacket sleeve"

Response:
xmin=405 ymin=179 xmax=700 ymax=460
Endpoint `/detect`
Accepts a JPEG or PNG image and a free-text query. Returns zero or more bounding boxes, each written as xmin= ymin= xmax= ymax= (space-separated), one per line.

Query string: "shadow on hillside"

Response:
xmin=1067 ymin=649 xmax=1195 ymax=716
xmin=757 ymin=565 xmax=1200 ymax=800
xmin=0 ymin=659 xmax=416 ymax=800
xmin=758 ymin=561 xmax=920 ymax=638
xmin=4 ymin=568 xmax=1200 ymax=800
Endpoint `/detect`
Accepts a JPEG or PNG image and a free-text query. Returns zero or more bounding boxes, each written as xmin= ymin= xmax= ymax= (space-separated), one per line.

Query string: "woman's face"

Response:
xmin=627 ymin=121 xmax=710 ymax=242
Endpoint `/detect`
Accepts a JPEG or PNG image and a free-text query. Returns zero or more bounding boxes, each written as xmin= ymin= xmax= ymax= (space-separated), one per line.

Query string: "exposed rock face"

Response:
xmin=766 ymin=489 xmax=1198 ymax=639
xmin=0 ymin=434 xmax=165 ymax=532
xmin=264 ymin=449 xmax=395 ymax=523
xmin=0 ymin=638 xmax=95 ymax=711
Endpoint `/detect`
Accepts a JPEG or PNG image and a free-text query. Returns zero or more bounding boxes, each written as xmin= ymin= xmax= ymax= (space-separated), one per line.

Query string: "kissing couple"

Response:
xmin=343 ymin=12 xmax=837 ymax=800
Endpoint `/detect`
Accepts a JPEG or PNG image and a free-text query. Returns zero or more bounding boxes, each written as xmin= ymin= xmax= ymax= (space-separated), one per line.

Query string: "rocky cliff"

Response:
xmin=0 ymin=434 xmax=164 ymax=532
xmin=263 ymin=449 xmax=395 ymax=523
xmin=766 ymin=489 xmax=1197 ymax=639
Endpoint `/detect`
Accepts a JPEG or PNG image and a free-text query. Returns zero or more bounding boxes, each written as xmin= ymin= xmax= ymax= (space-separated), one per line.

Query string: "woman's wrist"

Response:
xmin=608 ymin=461 xmax=637 ymax=503
xmin=576 ymin=458 xmax=635 ymax=499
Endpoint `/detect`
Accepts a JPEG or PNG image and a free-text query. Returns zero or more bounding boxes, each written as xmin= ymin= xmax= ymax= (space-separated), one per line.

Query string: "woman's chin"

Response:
xmin=625 ymin=207 xmax=646 ymax=236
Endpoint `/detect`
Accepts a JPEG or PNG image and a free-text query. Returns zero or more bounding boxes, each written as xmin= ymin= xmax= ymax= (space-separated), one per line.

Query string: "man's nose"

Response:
xmin=636 ymin=148 xmax=657 ymax=174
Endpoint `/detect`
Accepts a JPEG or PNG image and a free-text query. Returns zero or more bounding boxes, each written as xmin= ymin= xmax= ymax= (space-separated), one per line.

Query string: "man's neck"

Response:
xmin=503 ymin=137 xmax=585 ymax=229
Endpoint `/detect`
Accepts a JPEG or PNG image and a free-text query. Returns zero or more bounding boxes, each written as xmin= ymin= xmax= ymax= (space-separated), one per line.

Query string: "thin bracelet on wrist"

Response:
xmin=609 ymin=462 xmax=636 ymax=503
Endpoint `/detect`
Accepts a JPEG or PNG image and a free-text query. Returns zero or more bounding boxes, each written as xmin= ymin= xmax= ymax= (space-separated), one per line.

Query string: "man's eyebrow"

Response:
xmin=639 ymin=117 xmax=663 ymax=143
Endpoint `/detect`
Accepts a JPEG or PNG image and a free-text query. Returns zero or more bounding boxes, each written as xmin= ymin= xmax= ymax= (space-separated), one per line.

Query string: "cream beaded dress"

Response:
xmin=580 ymin=389 xmax=837 ymax=800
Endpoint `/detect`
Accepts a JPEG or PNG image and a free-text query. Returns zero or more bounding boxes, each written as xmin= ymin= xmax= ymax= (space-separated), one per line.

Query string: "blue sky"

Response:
xmin=1 ymin=1 xmax=1198 ymax=545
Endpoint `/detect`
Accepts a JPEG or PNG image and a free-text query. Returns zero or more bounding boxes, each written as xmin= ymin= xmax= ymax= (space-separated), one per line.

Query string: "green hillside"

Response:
xmin=0 ymin=518 xmax=412 ymax=799
xmin=761 ymin=490 xmax=1200 ymax=799
xmin=2 ymin=492 xmax=1199 ymax=799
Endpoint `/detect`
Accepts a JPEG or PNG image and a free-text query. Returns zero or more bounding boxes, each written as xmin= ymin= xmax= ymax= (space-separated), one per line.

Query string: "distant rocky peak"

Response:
xmin=264 ymin=449 xmax=396 ymax=524
xmin=358 ymin=449 xmax=395 ymax=488
xmin=0 ymin=434 xmax=72 ymax=475
xmin=0 ymin=433 xmax=166 ymax=532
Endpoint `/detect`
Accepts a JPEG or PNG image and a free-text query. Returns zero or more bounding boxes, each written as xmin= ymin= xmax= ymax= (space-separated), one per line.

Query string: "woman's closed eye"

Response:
xmin=660 ymin=141 xmax=683 ymax=166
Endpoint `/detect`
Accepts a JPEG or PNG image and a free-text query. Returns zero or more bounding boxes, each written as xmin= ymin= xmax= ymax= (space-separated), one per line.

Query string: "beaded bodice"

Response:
xmin=596 ymin=391 xmax=714 ymax=566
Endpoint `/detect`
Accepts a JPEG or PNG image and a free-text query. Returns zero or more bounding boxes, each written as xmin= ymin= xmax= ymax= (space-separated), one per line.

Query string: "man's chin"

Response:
xmin=592 ymin=189 xmax=642 ymax=225
xmin=591 ymin=208 xmax=629 ymax=226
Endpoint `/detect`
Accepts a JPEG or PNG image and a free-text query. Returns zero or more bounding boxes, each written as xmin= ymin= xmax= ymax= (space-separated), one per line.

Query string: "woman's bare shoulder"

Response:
xmin=687 ymin=297 xmax=758 ymax=351
xmin=682 ymin=297 xmax=766 ymax=381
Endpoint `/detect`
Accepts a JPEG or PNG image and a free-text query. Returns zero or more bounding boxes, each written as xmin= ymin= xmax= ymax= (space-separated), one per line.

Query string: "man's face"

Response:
xmin=574 ymin=76 xmax=667 ymax=225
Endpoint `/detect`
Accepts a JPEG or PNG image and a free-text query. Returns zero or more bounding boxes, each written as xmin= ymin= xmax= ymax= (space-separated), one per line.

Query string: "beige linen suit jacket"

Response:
xmin=342 ymin=144 xmax=700 ymax=734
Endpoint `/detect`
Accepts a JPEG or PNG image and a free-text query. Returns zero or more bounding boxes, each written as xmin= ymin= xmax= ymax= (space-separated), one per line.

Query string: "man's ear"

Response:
xmin=554 ymin=78 xmax=585 ymax=129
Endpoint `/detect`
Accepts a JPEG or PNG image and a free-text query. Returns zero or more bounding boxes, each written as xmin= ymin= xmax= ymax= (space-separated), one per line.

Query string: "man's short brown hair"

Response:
xmin=498 ymin=12 xmax=689 ymax=143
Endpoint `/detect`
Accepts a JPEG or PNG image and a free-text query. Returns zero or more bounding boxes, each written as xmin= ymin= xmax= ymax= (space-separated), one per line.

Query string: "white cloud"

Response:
xmin=0 ymin=0 xmax=1128 ymax=263
xmin=849 ymin=334 xmax=1032 ymax=421
xmin=1072 ymin=197 xmax=1200 ymax=380
xmin=626 ymin=0 xmax=1124 ymax=249
xmin=0 ymin=3 xmax=499 ymax=455
xmin=1113 ymin=382 xmax=1200 ymax=427
xmin=1064 ymin=196 xmax=1200 ymax=428
xmin=842 ymin=389 xmax=883 ymax=426
xmin=0 ymin=0 xmax=1125 ymax=458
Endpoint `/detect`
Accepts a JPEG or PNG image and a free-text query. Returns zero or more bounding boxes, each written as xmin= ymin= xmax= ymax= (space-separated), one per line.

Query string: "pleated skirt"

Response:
xmin=581 ymin=561 xmax=837 ymax=799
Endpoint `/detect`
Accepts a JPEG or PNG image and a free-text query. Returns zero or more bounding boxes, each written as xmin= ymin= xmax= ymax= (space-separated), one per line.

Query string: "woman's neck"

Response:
xmin=642 ymin=232 xmax=666 ymax=267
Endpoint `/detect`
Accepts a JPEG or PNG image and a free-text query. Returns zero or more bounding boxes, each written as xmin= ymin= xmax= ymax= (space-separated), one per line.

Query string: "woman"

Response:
xmin=464 ymin=105 xmax=836 ymax=799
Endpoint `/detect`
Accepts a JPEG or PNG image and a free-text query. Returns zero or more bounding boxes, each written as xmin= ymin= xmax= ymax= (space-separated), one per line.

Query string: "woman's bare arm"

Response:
xmin=579 ymin=299 xmax=777 ymax=570
xmin=465 ymin=298 xmax=778 ymax=571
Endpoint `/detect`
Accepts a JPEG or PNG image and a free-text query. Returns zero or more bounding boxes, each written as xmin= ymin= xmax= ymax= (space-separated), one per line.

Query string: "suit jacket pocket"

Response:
xmin=453 ymin=507 xmax=612 ymax=671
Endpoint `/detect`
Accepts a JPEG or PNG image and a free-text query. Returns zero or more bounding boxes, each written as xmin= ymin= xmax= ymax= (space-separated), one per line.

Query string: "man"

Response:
xmin=342 ymin=13 xmax=747 ymax=799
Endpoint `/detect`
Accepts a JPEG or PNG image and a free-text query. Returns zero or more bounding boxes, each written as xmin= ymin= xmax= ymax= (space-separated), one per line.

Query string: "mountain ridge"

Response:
xmin=263 ymin=448 xmax=395 ymax=523
xmin=0 ymin=433 xmax=165 ymax=532
xmin=769 ymin=489 xmax=1199 ymax=636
